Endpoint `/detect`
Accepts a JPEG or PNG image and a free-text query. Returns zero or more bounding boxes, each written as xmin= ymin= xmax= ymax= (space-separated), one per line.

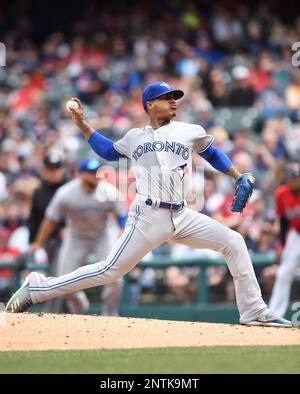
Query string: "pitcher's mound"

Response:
xmin=0 ymin=313 xmax=299 ymax=351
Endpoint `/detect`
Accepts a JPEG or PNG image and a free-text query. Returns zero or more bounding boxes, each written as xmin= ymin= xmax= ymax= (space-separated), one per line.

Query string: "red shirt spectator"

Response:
xmin=276 ymin=184 xmax=300 ymax=233
xmin=0 ymin=228 xmax=20 ymax=281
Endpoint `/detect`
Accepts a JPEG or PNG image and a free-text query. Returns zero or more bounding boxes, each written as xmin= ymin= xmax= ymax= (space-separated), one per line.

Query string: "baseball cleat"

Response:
xmin=241 ymin=312 xmax=292 ymax=327
xmin=5 ymin=275 xmax=33 ymax=313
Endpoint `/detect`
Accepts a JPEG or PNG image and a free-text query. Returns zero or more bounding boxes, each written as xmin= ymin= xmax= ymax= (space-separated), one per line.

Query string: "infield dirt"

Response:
xmin=0 ymin=313 xmax=299 ymax=351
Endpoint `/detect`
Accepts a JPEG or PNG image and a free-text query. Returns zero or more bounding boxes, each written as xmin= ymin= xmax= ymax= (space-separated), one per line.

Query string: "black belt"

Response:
xmin=145 ymin=198 xmax=185 ymax=211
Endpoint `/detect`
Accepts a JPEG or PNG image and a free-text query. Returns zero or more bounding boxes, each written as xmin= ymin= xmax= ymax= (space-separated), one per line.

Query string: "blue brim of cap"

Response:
xmin=155 ymin=89 xmax=184 ymax=101
xmin=79 ymin=161 xmax=101 ymax=172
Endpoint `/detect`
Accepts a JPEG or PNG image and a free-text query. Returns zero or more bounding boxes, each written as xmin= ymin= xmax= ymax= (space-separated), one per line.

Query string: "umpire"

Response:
xmin=27 ymin=152 xmax=66 ymax=279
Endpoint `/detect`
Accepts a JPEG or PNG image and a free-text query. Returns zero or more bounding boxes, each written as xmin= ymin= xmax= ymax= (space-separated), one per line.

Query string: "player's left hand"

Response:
xmin=231 ymin=173 xmax=255 ymax=213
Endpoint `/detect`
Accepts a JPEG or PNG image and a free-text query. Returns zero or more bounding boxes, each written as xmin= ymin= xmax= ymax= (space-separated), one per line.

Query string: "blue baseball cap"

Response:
xmin=142 ymin=81 xmax=184 ymax=109
xmin=78 ymin=158 xmax=101 ymax=172
xmin=43 ymin=152 xmax=64 ymax=169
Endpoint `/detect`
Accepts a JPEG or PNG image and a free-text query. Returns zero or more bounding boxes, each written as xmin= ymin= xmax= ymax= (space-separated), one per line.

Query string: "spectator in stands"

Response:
xmin=251 ymin=222 xmax=277 ymax=296
xmin=247 ymin=189 xmax=268 ymax=243
xmin=205 ymin=69 xmax=229 ymax=107
xmin=165 ymin=266 xmax=198 ymax=304
xmin=195 ymin=31 xmax=226 ymax=66
xmin=255 ymin=125 xmax=287 ymax=187
xmin=212 ymin=152 xmax=254 ymax=228
xmin=228 ymin=66 xmax=256 ymax=107
xmin=201 ymin=177 xmax=225 ymax=217
xmin=230 ymin=129 xmax=254 ymax=156
xmin=285 ymin=69 xmax=300 ymax=121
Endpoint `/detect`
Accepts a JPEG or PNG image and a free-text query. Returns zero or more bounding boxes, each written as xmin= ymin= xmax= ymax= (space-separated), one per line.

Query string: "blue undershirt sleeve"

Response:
xmin=198 ymin=144 xmax=232 ymax=174
xmin=88 ymin=131 xmax=126 ymax=161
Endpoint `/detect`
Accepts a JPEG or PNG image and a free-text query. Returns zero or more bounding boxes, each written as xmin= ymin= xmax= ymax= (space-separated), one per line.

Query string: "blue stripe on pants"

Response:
xmin=29 ymin=206 xmax=140 ymax=292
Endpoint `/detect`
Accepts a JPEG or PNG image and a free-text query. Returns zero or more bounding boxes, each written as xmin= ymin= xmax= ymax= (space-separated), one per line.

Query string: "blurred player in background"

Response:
xmin=27 ymin=152 xmax=66 ymax=246
xmin=269 ymin=162 xmax=300 ymax=317
xmin=27 ymin=152 xmax=66 ymax=272
xmin=30 ymin=158 xmax=127 ymax=315
xmin=27 ymin=152 xmax=67 ymax=311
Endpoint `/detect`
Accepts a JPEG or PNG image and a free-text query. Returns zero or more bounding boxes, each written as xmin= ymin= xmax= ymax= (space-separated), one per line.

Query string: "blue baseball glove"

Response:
xmin=231 ymin=173 xmax=256 ymax=213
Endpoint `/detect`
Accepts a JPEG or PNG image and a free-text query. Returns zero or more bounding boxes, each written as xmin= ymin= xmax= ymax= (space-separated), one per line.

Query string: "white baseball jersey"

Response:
xmin=114 ymin=120 xmax=214 ymax=202
xmin=46 ymin=178 xmax=126 ymax=240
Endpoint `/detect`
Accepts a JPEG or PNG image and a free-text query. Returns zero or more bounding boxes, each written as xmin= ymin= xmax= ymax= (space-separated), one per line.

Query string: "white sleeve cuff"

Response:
xmin=195 ymin=135 xmax=215 ymax=153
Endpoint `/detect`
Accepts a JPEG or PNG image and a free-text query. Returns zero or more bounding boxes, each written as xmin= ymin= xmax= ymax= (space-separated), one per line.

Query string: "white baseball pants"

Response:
xmin=269 ymin=229 xmax=300 ymax=316
xmin=54 ymin=230 xmax=119 ymax=314
xmin=28 ymin=200 xmax=269 ymax=322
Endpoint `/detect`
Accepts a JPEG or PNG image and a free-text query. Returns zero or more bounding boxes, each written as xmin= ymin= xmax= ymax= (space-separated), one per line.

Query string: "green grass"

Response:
xmin=0 ymin=346 xmax=299 ymax=374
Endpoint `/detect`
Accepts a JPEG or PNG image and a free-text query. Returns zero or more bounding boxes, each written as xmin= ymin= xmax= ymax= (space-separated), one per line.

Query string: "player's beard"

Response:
xmin=85 ymin=179 xmax=98 ymax=192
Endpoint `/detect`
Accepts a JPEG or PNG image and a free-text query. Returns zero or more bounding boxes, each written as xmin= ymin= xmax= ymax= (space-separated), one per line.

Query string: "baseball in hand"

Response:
xmin=66 ymin=100 xmax=79 ymax=112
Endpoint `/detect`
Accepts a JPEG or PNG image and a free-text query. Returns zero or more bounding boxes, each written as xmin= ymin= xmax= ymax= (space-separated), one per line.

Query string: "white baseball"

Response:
xmin=66 ymin=100 xmax=79 ymax=112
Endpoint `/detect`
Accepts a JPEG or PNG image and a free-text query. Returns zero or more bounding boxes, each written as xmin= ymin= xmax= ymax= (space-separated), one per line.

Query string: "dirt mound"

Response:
xmin=0 ymin=312 xmax=299 ymax=351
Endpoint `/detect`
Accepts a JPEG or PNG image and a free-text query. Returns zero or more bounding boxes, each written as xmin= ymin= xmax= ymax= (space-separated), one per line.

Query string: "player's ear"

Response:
xmin=146 ymin=101 xmax=153 ymax=112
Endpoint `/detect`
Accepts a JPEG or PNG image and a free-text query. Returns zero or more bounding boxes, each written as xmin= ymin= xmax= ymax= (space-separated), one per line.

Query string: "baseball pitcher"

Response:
xmin=5 ymin=82 xmax=292 ymax=327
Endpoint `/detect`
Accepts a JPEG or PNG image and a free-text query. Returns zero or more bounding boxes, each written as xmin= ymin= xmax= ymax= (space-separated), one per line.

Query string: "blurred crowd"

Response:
xmin=0 ymin=0 xmax=300 ymax=306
